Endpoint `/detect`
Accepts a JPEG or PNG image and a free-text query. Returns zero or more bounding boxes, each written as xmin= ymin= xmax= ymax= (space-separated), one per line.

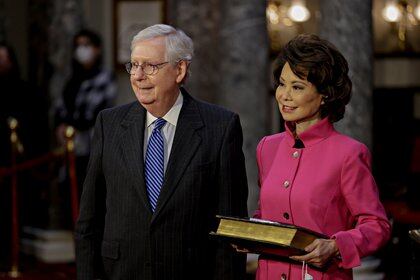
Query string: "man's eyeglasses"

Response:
xmin=125 ymin=61 xmax=169 ymax=76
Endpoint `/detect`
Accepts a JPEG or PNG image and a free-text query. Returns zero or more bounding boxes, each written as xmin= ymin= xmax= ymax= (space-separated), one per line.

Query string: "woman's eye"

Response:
xmin=277 ymin=82 xmax=285 ymax=87
xmin=293 ymin=86 xmax=304 ymax=90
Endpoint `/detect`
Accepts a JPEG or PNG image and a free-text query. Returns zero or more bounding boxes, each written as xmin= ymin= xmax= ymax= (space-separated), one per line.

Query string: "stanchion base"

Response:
xmin=7 ymin=267 xmax=21 ymax=278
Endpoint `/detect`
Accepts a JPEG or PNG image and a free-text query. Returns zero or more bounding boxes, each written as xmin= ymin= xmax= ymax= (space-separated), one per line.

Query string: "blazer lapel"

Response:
xmin=119 ymin=102 xmax=151 ymax=212
xmin=152 ymin=91 xmax=204 ymax=222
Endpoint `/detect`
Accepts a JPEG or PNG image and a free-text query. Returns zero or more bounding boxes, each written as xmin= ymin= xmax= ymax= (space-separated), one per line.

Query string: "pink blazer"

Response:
xmin=254 ymin=118 xmax=391 ymax=280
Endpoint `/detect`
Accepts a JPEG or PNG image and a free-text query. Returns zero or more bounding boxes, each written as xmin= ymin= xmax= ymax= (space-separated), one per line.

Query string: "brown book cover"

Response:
xmin=210 ymin=215 xmax=328 ymax=257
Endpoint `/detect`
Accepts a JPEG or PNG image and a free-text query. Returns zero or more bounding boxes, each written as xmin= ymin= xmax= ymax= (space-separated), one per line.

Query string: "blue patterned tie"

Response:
xmin=145 ymin=118 xmax=166 ymax=212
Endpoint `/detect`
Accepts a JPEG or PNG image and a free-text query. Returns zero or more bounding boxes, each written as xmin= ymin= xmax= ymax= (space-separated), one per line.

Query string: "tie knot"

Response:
xmin=153 ymin=118 xmax=166 ymax=131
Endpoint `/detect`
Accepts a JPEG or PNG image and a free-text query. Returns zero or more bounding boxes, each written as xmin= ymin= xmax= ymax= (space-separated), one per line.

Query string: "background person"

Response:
xmin=54 ymin=29 xmax=116 ymax=187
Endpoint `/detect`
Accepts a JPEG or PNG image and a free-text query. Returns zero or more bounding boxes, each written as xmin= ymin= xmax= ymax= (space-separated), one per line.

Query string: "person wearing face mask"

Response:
xmin=54 ymin=29 xmax=117 ymax=190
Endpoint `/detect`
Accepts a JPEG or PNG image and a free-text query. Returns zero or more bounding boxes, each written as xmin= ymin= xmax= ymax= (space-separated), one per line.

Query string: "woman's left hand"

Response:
xmin=289 ymin=239 xmax=339 ymax=268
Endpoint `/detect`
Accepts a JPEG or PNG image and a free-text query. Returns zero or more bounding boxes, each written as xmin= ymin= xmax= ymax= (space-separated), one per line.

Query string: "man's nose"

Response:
xmin=132 ymin=67 xmax=146 ymax=79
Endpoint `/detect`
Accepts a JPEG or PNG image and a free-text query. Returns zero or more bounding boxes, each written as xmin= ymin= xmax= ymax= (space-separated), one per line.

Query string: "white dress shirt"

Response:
xmin=144 ymin=92 xmax=183 ymax=173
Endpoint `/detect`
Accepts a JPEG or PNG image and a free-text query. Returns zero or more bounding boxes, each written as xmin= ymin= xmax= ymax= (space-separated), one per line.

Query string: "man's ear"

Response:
xmin=175 ymin=60 xmax=188 ymax=84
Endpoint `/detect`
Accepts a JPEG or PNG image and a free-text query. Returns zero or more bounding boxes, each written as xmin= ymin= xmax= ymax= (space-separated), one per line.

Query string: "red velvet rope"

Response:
xmin=0 ymin=148 xmax=65 ymax=177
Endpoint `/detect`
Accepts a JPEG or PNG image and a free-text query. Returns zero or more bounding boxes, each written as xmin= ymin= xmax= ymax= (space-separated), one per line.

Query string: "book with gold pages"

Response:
xmin=210 ymin=215 xmax=328 ymax=257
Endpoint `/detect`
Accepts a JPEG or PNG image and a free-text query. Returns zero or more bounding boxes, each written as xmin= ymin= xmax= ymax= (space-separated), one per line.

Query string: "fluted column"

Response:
xmin=48 ymin=0 xmax=84 ymax=102
xmin=217 ymin=0 xmax=270 ymax=214
xmin=319 ymin=0 xmax=373 ymax=148
xmin=47 ymin=0 xmax=84 ymax=228
xmin=167 ymin=0 xmax=270 ymax=214
xmin=167 ymin=0 xmax=222 ymax=103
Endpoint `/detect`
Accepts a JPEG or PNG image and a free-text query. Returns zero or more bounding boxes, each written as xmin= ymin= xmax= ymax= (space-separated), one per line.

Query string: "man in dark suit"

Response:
xmin=75 ymin=24 xmax=248 ymax=280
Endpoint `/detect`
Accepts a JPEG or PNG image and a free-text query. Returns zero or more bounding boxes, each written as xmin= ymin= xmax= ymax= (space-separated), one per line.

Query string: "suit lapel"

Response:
xmin=152 ymin=91 xmax=204 ymax=222
xmin=119 ymin=102 xmax=151 ymax=212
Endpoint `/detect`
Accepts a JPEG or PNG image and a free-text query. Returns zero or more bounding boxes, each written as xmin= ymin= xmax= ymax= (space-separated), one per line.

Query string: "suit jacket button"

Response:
xmin=283 ymin=180 xmax=290 ymax=188
xmin=283 ymin=212 xmax=289 ymax=220
xmin=292 ymin=151 xmax=299 ymax=158
xmin=281 ymin=273 xmax=287 ymax=280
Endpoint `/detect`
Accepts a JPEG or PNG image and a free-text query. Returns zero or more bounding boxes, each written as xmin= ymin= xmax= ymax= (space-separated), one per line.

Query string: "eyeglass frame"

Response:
xmin=124 ymin=61 xmax=171 ymax=76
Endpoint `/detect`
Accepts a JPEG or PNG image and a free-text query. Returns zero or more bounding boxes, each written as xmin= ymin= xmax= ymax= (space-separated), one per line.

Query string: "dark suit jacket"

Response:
xmin=75 ymin=88 xmax=248 ymax=280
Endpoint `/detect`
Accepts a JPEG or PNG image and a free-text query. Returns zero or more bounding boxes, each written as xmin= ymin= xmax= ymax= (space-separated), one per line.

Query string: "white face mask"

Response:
xmin=74 ymin=45 xmax=95 ymax=64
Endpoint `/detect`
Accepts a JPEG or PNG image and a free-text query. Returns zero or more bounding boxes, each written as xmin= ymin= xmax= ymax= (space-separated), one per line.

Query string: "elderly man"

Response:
xmin=75 ymin=24 xmax=248 ymax=280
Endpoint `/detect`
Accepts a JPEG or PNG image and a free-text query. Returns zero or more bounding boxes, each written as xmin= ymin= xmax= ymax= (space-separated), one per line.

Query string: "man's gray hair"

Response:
xmin=131 ymin=24 xmax=194 ymax=65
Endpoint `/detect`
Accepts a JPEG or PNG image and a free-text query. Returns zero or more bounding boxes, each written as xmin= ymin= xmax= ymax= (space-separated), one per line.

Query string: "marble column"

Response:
xmin=319 ymin=0 xmax=373 ymax=148
xmin=167 ymin=0 xmax=222 ymax=103
xmin=48 ymin=0 xmax=84 ymax=102
xmin=47 ymin=0 xmax=84 ymax=228
xmin=217 ymin=0 xmax=270 ymax=214
xmin=167 ymin=0 xmax=270 ymax=214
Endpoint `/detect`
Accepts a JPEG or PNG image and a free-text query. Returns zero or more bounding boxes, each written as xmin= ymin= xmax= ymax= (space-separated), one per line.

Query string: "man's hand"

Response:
xmin=289 ymin=239 xmax=339 ymax=268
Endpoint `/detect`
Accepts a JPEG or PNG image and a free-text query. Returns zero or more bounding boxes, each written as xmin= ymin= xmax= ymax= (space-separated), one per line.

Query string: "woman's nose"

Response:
xmin=278 ymin=87 xmax=291 ymax=101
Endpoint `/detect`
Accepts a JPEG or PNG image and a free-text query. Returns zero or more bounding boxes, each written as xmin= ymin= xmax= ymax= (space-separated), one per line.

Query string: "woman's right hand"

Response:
xmin=289 ymin=238 xmax=339 ymax=268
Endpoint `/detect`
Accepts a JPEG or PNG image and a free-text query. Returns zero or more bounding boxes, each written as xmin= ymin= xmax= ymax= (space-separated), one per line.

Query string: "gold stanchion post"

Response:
xmin=7 ymin=117 xmax=21 ymax=278
xmin=64 ymin=126 xmax=79 ymax=227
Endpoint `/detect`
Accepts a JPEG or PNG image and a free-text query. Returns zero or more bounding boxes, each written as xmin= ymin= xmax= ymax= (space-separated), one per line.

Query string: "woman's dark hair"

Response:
xmin=274 ymin=34 xmax=352 ymax=123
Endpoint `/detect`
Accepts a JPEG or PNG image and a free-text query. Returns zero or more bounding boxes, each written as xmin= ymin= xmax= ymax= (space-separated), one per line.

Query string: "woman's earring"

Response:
xmin=321 ymin=95 xmax=327 ymax=105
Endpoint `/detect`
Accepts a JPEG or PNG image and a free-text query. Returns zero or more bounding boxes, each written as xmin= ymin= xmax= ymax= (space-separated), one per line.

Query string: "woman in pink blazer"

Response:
xmin=254 ymin=34 xmax=391 ymax=279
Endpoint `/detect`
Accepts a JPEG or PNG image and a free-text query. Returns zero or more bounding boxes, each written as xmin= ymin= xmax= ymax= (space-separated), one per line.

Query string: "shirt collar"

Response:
xmin=284 ymin=117 xmax=335 ymax=148
xmin=146 ymin=91 xmax=183 ymax=128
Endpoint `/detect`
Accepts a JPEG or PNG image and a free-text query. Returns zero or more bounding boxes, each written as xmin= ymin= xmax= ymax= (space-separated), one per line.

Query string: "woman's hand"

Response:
xmin=289 ymin=239 xmax=339 ymax=268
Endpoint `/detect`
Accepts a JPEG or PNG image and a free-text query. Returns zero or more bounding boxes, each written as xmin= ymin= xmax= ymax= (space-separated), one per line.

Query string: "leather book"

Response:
xmin=210 ymin=215 xmax=328 ymax=257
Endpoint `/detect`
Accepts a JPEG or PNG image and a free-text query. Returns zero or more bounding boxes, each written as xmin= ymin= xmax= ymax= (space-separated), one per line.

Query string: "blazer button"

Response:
xmin=283 ymin=180 xmax=290 ymax=188
xmin=283 ymin=212 xmax=289 ymax=220
xmin=281 ymin=273 xmax=287 ymax=280
xmin=292 ymin=151 xmax=299 ymax=158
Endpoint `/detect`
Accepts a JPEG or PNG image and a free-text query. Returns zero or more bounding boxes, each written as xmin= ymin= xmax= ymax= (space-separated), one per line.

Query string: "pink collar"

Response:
xmin=284 ymin=118 xmax=335 ymax=148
